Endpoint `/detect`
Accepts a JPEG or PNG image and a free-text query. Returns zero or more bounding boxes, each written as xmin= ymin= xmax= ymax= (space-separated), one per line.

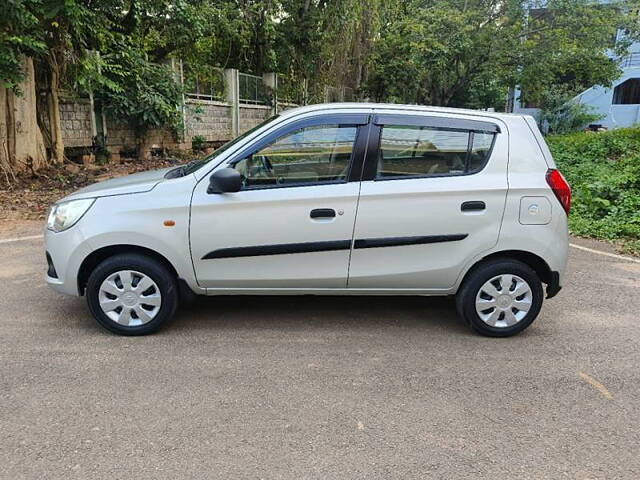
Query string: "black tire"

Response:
xmin=86 ymin=253 xmax=178 ymax=335
xmin=455 ymin=258 xmax=544 ymax=337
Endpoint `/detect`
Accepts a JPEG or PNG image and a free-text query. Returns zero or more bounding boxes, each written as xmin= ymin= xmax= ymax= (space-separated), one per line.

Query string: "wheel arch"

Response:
xmin=77 ymin=245 xmax=179 ymax=295
xmin=460 ymin=249 xmax=553 ymax=289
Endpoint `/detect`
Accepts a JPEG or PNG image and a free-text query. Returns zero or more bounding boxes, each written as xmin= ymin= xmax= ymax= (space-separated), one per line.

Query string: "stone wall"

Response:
xmin=58 ymin=97 xmax=288 ymax=156
xmin=59 ymin=98 xmax=93 ymax=148
xmin=105 ymin=120 xmax=178 ymax=155
xmin=239 ymin=104 xmax=272 ymax=133
xmin=184 ymin=100 xmax=232 ymax=142
xmin=27 ymin=69 xmax=311 ymax=161
xmin=105 ymin=120 xmax=136 ymax=151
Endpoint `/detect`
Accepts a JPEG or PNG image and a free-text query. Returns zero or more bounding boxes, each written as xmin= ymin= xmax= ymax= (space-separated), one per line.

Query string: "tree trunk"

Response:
xmin=0 ymin=57 xmax=47 ymax=181
xmin=136 ymin=130 xmax=150 ymax=161
xmin=0 ymin=87 xmax=13 ymax=183
xmin=47 ymin=57 xmax=65 ymax=164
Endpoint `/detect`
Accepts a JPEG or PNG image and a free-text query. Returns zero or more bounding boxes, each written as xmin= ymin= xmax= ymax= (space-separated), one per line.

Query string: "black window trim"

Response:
xmin=465 ymin=131 xmax=474 ymax=172
xmin=225 ymin=113 xmax=370 ymax=192
xmin=362 ymin=117 xmax=499 ymax=182
xmin=373 ymin=114 xmax=501 ymax=133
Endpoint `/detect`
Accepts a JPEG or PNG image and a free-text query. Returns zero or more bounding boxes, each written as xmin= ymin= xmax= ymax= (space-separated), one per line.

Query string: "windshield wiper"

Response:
xmin=164 ymin=160 xmax=200 ymax=179
xmin=164 ymin=165 xmax=186 ymax=179
xmin=182 ymin=159 xmax=204 ymax=175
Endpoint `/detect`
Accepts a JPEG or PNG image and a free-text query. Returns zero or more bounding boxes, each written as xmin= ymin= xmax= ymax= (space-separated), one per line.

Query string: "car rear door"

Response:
xmin=347 ymin=112 xmax=508 ymax=290
xmin=190 ymin=113 xmax=370 ymax=289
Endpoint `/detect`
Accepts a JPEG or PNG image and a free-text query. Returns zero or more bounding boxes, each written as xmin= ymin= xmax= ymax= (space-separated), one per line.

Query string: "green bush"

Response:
xmin=547 ymin=127 xmax=640 ymax=255
xmin=537 ymin=89 xmax=603 ymax=134
xmin=191 ymin=135 xmax=207 ymax=152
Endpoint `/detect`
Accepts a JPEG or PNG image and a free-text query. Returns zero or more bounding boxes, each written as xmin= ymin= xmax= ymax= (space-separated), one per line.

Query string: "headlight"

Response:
xmin=47 ymin=198 xmax=95 ymax=232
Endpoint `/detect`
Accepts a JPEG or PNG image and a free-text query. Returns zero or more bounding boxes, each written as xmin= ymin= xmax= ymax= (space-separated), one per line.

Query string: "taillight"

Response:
xmin=546 ymin=168 xmax=571 ymax=215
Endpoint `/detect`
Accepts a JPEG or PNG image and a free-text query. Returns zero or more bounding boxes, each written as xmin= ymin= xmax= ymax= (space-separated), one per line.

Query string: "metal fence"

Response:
xmin=182 ymin=62 xmax=354 ymax=107
xmin=184 ymin=64 xmax=225 ymax=101
xmin=239 ymin=72 xmax=269 ymax=105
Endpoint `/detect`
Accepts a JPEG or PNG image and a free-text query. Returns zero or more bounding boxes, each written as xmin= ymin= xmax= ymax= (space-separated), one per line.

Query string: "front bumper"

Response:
xmin=45 ymin=226 xmax=92 ymax=296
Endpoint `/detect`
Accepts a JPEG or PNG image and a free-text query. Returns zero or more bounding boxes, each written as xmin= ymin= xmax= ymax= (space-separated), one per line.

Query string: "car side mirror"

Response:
xmin=207 ymin=167 xmax=242 ymax=194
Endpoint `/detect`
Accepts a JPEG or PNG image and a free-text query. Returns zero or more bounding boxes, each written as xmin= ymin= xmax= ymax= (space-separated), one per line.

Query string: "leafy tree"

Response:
xmin=176 ymin=0 xmax=281 ymax=76
xmin=0 ymin=0 xmax=46 ymax=92
xmin=365 ymin=0 xmax=520 ymax=105
xmin=3 ymin=0 xmax=640 ymax=175
xmin=90 ymin=0 xmax=206 ymax=158
xmin=1 ymin=0 xmax=117 ymax=164
xmin=120 ymin=0 xmax=208 ymax=62
xmin=365 ymin=0 xmax=637 ymax=109
xmin=516 ymin=0 xmax=636 ymax=107
xmin=276 ymin=0 xmax=383 ymax=100
xmin=33 ymin=0 xmax=104 ymax=163
xmin=96 ymin=41 xmax=183 ymax=159
xmin=2 ymin=0 xmax=211 ymax=166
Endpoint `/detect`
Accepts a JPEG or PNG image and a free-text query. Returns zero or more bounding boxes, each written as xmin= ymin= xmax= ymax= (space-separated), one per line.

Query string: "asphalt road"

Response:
xmin=1 ymin=224 xmax=639 ymax=479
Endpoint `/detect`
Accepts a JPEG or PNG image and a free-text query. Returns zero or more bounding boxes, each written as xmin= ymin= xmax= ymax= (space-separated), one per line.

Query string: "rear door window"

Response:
xmin=375 ymin=123 xmax=496 ymax=179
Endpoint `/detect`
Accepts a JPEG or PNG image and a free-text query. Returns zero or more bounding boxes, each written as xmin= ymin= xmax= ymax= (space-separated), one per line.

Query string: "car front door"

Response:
xmin=190 ymin=113 xmax=369 ymax=290
xmin=348 ymin=113 xmax=508 ymax=290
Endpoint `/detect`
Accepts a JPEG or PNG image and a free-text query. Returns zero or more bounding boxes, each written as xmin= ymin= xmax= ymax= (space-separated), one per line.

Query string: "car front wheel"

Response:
xmin=456 ymin=259 xmax=544 ymax=337
xmin=86 ymin=253 xmax=178 ymax=335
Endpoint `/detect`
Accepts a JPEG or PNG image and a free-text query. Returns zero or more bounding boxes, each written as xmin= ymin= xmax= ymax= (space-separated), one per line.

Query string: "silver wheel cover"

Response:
xmin=475 ymin=274 xmax=533 ymax=328
xmin=98 ymin=270 xmax=162 ymax=326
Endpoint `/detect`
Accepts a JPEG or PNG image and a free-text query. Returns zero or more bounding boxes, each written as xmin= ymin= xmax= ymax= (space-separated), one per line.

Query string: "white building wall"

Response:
xmin=573 ymin=69 xmax=640 ymax=129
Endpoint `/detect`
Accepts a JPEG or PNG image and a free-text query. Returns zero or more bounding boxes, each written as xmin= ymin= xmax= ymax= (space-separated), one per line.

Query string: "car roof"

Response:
xmin=278 ymin=102 xmax=526 ymax=122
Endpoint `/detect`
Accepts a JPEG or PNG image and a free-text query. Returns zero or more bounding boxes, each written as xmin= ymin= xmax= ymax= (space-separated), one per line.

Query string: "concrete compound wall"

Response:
xmin=185 ymin=100 xmax=233 ymax=142
xmin=59 ymin=98 xmax=94 ymax=148
xmin=239 ymin=104 xmax=272 ymax=133
xmin=57 ymin=69 xmax=311 ymax=158
xmin=60 ymin=98 xmax=277 ymax=156
xmin=38 ymin=68 xmax=342 ymax=162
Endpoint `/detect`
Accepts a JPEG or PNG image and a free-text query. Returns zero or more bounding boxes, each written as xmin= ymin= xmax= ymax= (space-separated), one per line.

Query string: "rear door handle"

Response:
xmin=310 ymin=208 xmax=336 ymax=219
xmin=461 ymin=201 xmax=486 ymax=212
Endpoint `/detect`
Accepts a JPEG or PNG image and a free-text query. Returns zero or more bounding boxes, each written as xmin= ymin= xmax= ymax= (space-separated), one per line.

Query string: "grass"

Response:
xmin=546 ymin=127 xmax=640 ymax=255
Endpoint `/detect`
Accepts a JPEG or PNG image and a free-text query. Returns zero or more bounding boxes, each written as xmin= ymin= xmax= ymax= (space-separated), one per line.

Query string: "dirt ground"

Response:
xmin=0 ymin=155 xmax=187 ymax=223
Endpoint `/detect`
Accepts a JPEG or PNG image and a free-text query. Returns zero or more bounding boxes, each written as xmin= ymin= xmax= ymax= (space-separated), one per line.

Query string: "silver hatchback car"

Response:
xmin=45 ymin=103 xmax=569 ymax=336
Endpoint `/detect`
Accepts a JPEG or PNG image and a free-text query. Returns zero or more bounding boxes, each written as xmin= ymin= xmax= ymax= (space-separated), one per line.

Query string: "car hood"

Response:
xmin=61 ymin=166 xmax=176 ymax=202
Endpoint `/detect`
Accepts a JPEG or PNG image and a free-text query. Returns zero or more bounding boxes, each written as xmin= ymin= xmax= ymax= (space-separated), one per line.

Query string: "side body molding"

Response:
xmin=202 ymin=234 xmax=469 ymax=260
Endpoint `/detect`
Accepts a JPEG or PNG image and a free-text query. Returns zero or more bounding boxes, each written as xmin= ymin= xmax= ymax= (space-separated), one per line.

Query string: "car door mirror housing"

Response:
xmin=208 ymin=168 xmax=242 ymax=194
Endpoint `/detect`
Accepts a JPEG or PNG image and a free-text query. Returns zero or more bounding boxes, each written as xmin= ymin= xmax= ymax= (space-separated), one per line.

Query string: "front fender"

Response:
xmin=75 ymin=186 xmax=201 ymax=293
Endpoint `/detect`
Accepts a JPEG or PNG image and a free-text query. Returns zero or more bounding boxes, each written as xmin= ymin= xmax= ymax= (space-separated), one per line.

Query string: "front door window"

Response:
xmin=232 ymin=124 xmax=358 ymax=189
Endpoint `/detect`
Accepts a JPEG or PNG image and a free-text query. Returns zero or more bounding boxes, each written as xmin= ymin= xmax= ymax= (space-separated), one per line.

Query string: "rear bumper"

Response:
xmin=546 ymin=271 xmax=562 ymax=299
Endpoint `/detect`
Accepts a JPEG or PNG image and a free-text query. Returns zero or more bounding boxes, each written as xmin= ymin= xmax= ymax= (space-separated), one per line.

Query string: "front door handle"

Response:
xmin=310 ymin=208 xmax=336 ymax=219
xmin=461 ymin=201 xmax=486 ymax=212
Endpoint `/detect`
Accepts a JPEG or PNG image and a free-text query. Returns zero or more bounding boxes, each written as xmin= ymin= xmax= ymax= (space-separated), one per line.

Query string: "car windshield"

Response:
xmin=182 ymin=115 xmax=279 ymax=175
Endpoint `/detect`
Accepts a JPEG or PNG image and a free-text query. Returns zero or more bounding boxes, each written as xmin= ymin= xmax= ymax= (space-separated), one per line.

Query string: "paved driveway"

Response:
xmin=1 ymin=224 xmax=639 ymax=479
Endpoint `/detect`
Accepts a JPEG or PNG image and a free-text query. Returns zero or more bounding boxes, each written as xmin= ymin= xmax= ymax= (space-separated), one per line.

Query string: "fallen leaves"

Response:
xmin=0 ymin=155 xmax=186 ymax=222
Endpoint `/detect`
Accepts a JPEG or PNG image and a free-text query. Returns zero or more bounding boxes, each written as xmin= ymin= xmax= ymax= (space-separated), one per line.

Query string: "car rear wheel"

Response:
xmin=456 ymin=259 xmax=543 ymax=337
xmin=86 ymin=253 xmax=178 ymax=335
